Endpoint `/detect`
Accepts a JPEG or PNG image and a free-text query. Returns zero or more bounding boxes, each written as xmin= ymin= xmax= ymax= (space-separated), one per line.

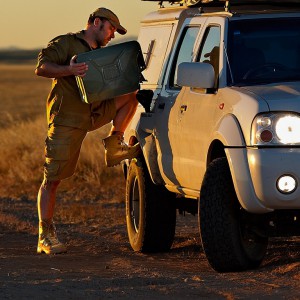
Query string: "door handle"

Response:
xmin=180 ymin=105 xmax=187 ymax=113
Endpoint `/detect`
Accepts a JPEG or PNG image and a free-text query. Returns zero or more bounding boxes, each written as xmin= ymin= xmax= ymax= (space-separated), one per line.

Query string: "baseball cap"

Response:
xmin=91 ymin=7 xmax=127 ymax=35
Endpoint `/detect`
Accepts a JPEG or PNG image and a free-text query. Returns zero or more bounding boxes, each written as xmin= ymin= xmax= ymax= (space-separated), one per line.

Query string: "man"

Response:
xmin=35 ymin=7 xmax=140 ymax=254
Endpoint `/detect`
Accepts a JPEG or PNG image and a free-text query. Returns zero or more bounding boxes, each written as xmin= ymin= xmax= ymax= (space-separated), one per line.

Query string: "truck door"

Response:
xmin=154 ymin=19 xmax=202 ymax=187
xmin=169 ymin=17 xmax=225 ymax=194
xmin=174 ymin=21 xmax=223 ymax=190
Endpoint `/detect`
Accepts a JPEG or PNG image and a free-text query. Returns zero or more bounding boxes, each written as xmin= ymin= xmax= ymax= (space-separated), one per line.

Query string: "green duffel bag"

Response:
xmin=76 ymin=40 xmax=146 ymax=104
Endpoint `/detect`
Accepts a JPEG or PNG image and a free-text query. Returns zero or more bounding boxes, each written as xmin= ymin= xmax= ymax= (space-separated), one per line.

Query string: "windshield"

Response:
xmin=227 ymin=17 xmax=300 ymax=85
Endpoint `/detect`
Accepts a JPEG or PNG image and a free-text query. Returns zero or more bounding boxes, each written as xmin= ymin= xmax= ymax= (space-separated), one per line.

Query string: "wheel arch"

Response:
xmin=205 ymin=115 xmax=271 ymax=213
xmin=205 ymin=114 xmax=245 ymax=168
xmin=207 ymin=139 xmax=226 ymax=167
xmin=125 ymin=129 xmax=164 ymax=185
xmin=213 ymin=114 xmax=246 ymax=147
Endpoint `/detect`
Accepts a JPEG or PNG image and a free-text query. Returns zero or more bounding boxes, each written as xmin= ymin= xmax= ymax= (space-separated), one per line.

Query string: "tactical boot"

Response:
xmin=103 ymin=135 xmax=141 ymax=167
xmin=37 ymin=220 xmax=67 ymax=254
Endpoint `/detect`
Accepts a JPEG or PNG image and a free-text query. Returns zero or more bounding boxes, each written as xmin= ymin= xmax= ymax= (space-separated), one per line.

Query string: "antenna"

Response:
xmin=224 ymin=0 xmax=231 ymax=12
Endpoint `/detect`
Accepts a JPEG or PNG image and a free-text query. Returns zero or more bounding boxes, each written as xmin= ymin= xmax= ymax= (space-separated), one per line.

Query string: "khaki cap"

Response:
xmin=92 ymin=7 xmax=127 ymax=35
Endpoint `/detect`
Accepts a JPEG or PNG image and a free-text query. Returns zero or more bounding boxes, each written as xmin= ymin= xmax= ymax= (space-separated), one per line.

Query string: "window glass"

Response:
xmin=197 ymin=26 xmax=221 ymax=87
xmin=227 ymin=18 xmax=300 ymax=85
xmin=169 ymin=26 xmax=200 ymax=88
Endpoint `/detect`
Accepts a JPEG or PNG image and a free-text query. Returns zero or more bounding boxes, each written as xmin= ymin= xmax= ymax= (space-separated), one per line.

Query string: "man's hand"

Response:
xmin=35 ymin=57 xmax=88 ymax=79
xmin=70 ymin=55 xmax=88 ymax=77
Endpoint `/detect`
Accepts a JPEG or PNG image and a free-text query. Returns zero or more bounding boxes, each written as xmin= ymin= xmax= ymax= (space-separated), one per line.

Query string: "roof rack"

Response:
xmin=141 ymin=0 xmax=219 ymax=7
xmin=142 ymin=0 xmax=300 ymax=9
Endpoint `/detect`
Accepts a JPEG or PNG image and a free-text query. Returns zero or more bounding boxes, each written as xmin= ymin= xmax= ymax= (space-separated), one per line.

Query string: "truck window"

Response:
xmin=169 ymin=26 xmax=200 ymax=88
xmin=139 ymin=24 xmax=176 ymax=87
xmin=227 ymin=17 xmax=300 ymax=85
xmin=197 ymin=26 xmax=221 ymax=88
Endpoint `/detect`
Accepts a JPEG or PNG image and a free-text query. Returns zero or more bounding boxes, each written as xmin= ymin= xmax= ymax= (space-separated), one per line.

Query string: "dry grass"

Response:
xmin=0 ymin=63 xmax=125 ymax=201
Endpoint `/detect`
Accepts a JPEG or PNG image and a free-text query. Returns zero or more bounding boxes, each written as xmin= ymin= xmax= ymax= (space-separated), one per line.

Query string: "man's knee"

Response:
xmin=115 ymin=92 xmax=138 ymax=111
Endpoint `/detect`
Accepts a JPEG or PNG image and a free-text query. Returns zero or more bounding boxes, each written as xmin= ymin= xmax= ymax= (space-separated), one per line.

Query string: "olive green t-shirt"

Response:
xmin=37 ymin=31 xmax=103 ymax=130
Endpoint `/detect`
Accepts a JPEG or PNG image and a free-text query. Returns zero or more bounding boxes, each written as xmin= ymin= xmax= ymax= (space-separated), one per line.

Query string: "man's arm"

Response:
xmin=35 ymin=56 xmax=88 ymax=78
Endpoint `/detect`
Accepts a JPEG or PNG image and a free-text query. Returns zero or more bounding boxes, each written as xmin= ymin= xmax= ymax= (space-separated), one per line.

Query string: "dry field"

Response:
xmin=0 ymin=63 xmax=124 ymax=201
xmin=2 ymin=63 xmax=300 ymax=299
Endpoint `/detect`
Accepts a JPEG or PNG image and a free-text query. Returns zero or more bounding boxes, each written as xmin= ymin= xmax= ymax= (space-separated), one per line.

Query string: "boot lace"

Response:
xmin=40 ymin=223 xmax=61 ymax=246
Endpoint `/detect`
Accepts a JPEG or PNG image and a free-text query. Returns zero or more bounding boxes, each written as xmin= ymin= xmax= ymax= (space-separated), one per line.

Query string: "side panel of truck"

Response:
xmin=139 ymin=24 xmax=176 ymax=89
xmin=152 ymin=17 xmax=208 ymax=190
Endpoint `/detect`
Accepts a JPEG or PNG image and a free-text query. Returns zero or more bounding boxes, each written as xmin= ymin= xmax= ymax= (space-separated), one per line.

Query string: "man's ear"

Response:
xmin=93 ymin=17 xmax=101 ymax=27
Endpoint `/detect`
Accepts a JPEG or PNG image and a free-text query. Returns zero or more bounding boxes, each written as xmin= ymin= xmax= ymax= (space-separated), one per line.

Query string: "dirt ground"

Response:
xmin=1 ymin=196 xmax=300 ymax=299
xmin=2 ymin=62 xmax=300 ymax=299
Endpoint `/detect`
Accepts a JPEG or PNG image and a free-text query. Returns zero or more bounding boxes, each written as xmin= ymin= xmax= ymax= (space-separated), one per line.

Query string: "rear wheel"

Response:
xmin=199 ymin=157 xmax=268 ymax=272
xmin=126 ymin=158 xmax=176 ymax=252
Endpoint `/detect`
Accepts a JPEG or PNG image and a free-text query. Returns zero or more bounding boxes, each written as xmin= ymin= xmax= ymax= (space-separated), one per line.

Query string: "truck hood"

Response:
xmin=241 ymin=82 xmax=300 ymax=112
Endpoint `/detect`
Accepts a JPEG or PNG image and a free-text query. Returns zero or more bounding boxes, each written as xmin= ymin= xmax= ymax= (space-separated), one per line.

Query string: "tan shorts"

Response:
xmin=43 ymin=99 xmax=116 ymax=181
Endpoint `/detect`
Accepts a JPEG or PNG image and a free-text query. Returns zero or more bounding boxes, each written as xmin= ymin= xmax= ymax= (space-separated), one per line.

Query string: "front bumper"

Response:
xmin=226 ymin=147 xmax=300 ymax=213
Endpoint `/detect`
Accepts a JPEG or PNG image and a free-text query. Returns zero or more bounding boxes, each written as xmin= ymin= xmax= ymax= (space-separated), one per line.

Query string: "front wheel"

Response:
xmin=199 ymin=157 xmax=268 ymax=272
xmin=126 ymin=158 xmax=176 ymax=252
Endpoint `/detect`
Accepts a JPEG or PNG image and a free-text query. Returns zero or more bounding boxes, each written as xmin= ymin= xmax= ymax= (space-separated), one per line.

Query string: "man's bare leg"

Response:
xmin=103 ymin=92 xmax=141 ymax=167
xmin=111 ymin=91 xmax=138 ymax=134
xmin=37 ymin=179 xmax=60 ymax=221
xmin=37 ymin=179 xmax=67 ymax=254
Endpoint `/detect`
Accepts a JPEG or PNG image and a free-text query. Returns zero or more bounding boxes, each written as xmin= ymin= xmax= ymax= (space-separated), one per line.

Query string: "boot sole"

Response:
xmin=37 ymin=246 xmax=67 ymax=255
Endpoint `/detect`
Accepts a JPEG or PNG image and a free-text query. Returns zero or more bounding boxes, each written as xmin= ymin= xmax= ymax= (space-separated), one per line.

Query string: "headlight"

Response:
xmin=251 ymin=113 xmax=300 ymax=146
xmin=276 ymin=116 xmax=300 ymax=144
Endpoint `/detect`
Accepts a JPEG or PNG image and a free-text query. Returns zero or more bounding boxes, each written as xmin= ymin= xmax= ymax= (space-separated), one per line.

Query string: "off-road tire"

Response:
xmin=126 ymin=157 xmax=176 ymax=252
xmin=199 ymin=157 xmax=268 ymax=272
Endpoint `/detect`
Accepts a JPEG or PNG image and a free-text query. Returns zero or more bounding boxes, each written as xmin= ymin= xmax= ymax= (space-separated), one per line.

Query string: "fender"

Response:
xmin=211 ymin=114 xmax=271 ymax=213
xmin=213 ymin=114 xmax=245 ymax=147
xmin=127 ymin=113 xmax=164 ymax=185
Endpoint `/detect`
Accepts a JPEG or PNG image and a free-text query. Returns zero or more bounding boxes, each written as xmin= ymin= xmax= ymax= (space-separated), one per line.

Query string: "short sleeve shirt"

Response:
xmin=37 ymin=31 xmax=102 ymax=130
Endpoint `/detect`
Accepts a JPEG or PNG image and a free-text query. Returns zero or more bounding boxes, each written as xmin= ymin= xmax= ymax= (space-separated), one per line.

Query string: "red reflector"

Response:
xmin=260 ymin=130 xmax=273 ymax=142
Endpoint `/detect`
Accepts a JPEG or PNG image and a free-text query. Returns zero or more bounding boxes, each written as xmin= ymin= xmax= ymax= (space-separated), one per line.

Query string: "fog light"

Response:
xmin=277 ymin=175 xmax=297 ymax=194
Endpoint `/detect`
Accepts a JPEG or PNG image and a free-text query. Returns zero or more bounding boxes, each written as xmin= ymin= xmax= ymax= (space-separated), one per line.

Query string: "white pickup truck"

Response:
xmin=123 ymin=0 xmax=300 ymax=272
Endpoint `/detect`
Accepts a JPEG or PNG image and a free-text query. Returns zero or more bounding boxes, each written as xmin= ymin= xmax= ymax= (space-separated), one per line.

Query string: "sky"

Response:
xmin=0 ymin=0 xmax=159 ymax=49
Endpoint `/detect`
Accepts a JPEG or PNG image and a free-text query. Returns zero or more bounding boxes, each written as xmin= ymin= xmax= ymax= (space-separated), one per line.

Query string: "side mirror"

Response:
xmin=177 ymin=62 xmax=215 ymax=89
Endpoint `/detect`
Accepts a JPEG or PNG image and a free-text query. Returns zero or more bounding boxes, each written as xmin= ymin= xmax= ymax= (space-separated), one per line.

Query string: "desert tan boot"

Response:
xmin=103 ymin=135 xmax=141 ymax=167
xmin=37 ymin=221 xmax=67 ymax=255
